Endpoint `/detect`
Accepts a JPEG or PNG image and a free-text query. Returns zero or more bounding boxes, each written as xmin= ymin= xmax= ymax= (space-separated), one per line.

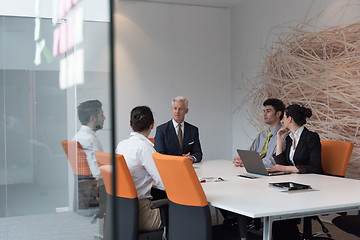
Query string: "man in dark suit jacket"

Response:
xmin=154 ymin=96 xmax=202 ymax=163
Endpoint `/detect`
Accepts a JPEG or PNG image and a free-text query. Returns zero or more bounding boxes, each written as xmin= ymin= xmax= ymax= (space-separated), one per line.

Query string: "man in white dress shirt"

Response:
xmin=73 ymin=99 xmax=106 ymax=239
xmin=116 ymin=106 xmax=165 ymax=232
xmin=73 ymin=100 xmax=105 ymax=179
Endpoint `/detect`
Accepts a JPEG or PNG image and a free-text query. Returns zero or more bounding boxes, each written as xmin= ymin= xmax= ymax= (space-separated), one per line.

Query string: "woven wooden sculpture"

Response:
xmin=242 ymin=21 xmax=360 ymax=179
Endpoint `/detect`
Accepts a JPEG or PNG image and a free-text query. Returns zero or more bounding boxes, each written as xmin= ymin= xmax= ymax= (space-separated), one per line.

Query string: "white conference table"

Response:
xmin=194 ymin=159 xmax=360 ymax=240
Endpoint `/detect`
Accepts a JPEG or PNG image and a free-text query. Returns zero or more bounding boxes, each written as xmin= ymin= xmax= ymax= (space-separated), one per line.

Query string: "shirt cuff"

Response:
xmin=192 ymin=155 xmax=198 ymax=163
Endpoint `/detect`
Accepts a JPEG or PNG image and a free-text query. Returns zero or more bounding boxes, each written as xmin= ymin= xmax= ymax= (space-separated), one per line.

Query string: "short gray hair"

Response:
xmin=172 ymin=96 xmax=188 ymax=109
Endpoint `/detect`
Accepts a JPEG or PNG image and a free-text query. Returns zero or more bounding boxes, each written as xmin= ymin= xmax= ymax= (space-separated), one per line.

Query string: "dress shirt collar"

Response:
xmin=289 ymin=126 xmax=304 ymax=144
xmin=172 ymin=119 xmax=184 ymax=138
xmin=172 ymin=119 xmax=184 ymax=130
xmin=270 ymin=124 xmax=282 ymax=136
xmin=80 ymin=125 xmax=96 ymax=135
xmin=129 ymin=131 xmax=154 ymax=147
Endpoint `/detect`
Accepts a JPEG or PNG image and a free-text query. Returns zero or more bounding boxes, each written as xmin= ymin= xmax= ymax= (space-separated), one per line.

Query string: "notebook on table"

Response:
xmin=269 ymin=182 xmax=311 ymax=191
xmin=236 ymin=149 xmax=290 ymax=176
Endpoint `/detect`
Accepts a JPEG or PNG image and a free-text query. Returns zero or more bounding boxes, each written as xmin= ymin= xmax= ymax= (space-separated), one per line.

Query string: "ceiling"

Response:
xmin=124 ymin=0 xmax=246 ymax=8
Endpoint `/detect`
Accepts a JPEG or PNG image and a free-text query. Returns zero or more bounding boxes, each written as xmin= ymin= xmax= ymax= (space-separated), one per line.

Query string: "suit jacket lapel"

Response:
xmin=293 ymin=127 xmax=308 ymax=162
xmin=169 ymin=120 xmax=181 ymax=152
xmin=183 ymin=122 xmax=191 ymax=152
xmin=285 ymin=136 xmax=292 ymax=163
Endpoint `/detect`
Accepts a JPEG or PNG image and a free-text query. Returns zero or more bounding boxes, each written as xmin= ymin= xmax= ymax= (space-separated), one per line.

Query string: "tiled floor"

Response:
xmin=1 ymin=208 xmax=359 ymax=240
xmin=0 ymin=211 xmax=99 ymax=240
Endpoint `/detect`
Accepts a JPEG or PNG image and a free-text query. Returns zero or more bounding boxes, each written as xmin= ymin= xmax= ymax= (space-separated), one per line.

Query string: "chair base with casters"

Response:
xmin=301 ymin=217 xmax=334 ymax=240
xmin=212 ymin=219 xmax=262 ymax=240
xmin=219 ymin=209 xmax=262 ymax=239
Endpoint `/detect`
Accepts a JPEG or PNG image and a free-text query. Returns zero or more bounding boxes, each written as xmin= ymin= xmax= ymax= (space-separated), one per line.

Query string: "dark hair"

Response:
xmin=263 ymin=98 xmax=285 ymax=119
xmin=77 ymin=100 xmax=102 ymax=125
xmin=285 ymin=104 xmax=312 ymax=126
xmin=130 ymin=106 xmax=154 ymax=132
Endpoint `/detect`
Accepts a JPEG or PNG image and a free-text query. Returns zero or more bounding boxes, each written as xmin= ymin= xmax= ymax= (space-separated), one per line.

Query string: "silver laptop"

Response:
xmin=237 ymin=149 xmax=290 ymax=176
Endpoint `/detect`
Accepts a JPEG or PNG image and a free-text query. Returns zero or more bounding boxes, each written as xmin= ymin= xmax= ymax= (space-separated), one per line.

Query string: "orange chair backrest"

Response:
xmin=321 ymin=140 xmax=354 ymax=177
xmin=61 ymin=140 xmax=92 ymax=176
xmin=148 ymin=138 xmax=155 ymax=144
xmin=152 ymin=152 xmax=208 ymax=207
xmin=99 ymin=154 xmax=137 ymax=199
xmin=95 ymin=151 xmax=113 ymax=168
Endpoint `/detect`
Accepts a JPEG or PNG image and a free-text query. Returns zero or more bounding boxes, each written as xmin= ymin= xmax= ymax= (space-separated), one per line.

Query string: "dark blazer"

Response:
xmin=274 ymin=127 xmax=322 ymax=174
xmin=154 ymin=120 xmax=203 ymax=162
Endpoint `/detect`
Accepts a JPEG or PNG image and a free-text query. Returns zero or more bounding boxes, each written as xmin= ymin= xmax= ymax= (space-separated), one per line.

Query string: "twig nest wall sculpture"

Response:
xmin=247 ymin=22 xmax=360 ymax=179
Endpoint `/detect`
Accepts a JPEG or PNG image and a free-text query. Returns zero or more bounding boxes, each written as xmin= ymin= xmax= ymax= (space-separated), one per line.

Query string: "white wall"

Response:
xmin=114 ymin=1 xmax=233 ymax=160
xmin=231 ymin=0 xmax=360 ymax=155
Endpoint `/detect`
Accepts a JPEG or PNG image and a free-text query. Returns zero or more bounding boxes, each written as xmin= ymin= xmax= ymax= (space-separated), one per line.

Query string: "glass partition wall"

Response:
xmin=0 ymin=1 xmax=111 ymax=239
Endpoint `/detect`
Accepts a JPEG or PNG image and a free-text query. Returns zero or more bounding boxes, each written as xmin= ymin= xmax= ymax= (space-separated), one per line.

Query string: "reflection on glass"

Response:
xmin=0 ymin=1 xmax=111 ymax=238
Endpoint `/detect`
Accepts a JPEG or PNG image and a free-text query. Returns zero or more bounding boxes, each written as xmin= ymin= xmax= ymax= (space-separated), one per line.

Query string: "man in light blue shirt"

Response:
xmin=222 ymin=98 xmax=286 ymax=229
xmin=234 ymin=98 xmax=285 ymax=169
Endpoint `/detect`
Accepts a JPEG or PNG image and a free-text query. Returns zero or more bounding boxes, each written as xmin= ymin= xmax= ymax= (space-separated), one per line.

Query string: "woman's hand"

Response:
xmin=277 ymin=127 xmax=290 ymax=142
xmin=268 ymin=164 xmax=285 ymax=172
xmin=275 ymin=127 xmax=290 ymax=155
xmin=268 ymin=164 xmax=299 ymax=173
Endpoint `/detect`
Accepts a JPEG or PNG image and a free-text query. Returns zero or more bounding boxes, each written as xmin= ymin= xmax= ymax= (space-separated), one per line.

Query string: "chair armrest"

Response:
xmin=151 ymin=198 xmax=169 ymax=209
xmin=151 ymin=198 xmax=169 ymax=230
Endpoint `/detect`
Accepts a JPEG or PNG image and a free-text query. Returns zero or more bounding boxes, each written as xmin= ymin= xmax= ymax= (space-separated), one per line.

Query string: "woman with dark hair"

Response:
xmin=269 ymin=104 xmax=322 ymax=240
xmin=269 ymin=104 xmax=322 ymax=174
xmin=116 ymin=106 xmax=164 ymax=232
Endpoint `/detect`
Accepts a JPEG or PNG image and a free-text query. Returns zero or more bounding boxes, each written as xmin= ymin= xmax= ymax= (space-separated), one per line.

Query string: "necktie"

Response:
xmin=177 ymin=124 xmax=183 ymax=150
xmin=260 ymin=132 xmax=272 ymax=159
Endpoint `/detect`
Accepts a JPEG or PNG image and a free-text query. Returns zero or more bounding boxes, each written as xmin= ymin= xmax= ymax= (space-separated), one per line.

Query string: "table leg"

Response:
xmin=237 ymin=215 xmax=248 ymax=240
xmin=263 ymin=216 xmax=272 ymax=240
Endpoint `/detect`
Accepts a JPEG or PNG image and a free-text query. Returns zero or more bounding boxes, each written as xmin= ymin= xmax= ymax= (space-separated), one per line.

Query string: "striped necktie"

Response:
xmin=177 ymin=124 xmax=183 ymax=150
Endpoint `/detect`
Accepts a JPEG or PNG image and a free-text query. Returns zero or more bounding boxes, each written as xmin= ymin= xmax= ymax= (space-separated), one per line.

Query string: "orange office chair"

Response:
xmin=152 ymin=152 xmax=241 ymax=240
xmin=99 ymin=154 xmax=167 ymax=240
xmin=302 ymin=140 xmax=354 ymax=240
xmin=61 ymin=140 xmax=98 ymax=209
xmin=152 ymin=152 xmax=211 ymax=240
xmin=148 ymin=138 xmax=155 ymax=144
xmin=61 ymin=140 xmax=93 ymax=178
xmin=320 ymin=140 xmax=354 ymax=177
xmin=95 ymin=151 xmax=113 ymax=168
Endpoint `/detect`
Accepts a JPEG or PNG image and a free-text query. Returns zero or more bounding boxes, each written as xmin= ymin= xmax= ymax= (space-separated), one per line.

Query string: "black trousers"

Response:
xmin=151 ymin=187 xmax=167 ymax=200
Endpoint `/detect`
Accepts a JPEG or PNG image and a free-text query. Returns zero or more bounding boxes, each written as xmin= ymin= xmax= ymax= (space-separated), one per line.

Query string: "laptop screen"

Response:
xmin=237 ymin=149 xmax=269 ymax=175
